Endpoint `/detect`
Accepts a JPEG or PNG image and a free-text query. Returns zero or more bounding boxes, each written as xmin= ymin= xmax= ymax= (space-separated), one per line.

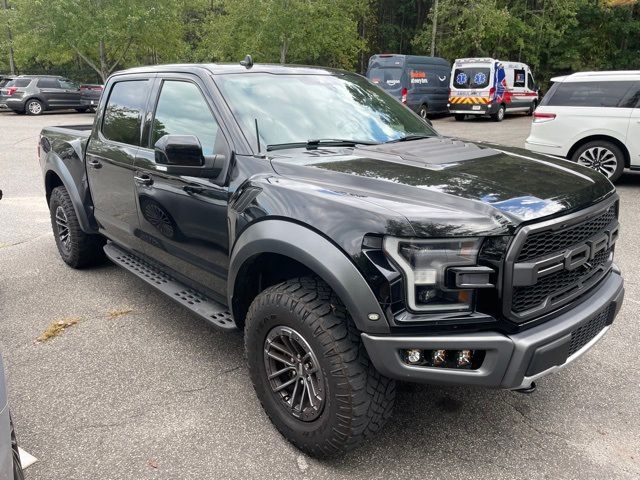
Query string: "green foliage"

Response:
xmin=0 ymin=0 xmax=638 ymax=86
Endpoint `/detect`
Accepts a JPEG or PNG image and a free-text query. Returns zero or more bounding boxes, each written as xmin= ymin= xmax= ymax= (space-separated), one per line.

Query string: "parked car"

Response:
xmin=0 ymin=354 xmax=23 ymax=480
xmin=79 ymin=84 xmax=103 ymax=112
xmin=449 ymin=58 xmax=540 ymax=121
xmin=366 ymin=54 xmax=451 ymax=117
xmin=0 ymin=76 xmax=16 ymax=108
xmin=39 ymin=62 xmax=624 ymax=456
xmin=1 ymin=75 xmax=92 ymax=115
xmin=525 ymin=71 xmax=640 ymax=182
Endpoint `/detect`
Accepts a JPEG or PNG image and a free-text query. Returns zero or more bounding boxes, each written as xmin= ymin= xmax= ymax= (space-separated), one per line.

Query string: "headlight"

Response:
xmin=383 ymin=237 xmax=481 ymax=313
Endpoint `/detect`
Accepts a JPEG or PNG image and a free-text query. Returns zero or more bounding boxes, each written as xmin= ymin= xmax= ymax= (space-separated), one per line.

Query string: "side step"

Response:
xmin=104 ymin=242 xmax=236 ymax=330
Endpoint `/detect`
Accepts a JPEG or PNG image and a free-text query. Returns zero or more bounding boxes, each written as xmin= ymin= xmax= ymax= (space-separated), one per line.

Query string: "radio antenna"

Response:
xmin=254 ymin=118 xmax=264 ymax=157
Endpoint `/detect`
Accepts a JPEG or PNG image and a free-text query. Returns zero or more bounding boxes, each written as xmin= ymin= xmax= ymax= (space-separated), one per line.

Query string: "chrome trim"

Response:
xmin=514 ymin=325 xmax=611 ymax=389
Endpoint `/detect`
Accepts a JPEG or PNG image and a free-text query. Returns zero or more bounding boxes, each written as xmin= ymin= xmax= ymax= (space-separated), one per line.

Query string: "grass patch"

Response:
xmin=107 ymin=308 xmax=133 ymax=319
xmin=36 ymin=318 xmax=79 ymax=342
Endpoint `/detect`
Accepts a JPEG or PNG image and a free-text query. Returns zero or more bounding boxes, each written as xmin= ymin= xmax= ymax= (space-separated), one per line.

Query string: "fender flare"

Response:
xmin=228 ymin=220 xmax=390 ymax=334
xmin=44 ymin=153 xmax=98 ymax=233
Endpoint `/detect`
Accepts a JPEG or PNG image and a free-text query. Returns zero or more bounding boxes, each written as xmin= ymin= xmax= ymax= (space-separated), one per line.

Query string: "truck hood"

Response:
xmin=269 ymin=137 xmax=615 ymax=236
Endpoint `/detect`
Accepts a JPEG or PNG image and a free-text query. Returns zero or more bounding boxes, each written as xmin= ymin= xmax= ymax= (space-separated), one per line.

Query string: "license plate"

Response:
xmin=472 ymin=105 xmax=481 ymax=110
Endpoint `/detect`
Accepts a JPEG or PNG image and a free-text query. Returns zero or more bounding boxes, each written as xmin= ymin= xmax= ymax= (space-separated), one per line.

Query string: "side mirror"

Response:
xmin=154 ymin=134 xmax=225 ymax=178
xmin=155 ymin=134 xmax=204 ymax=166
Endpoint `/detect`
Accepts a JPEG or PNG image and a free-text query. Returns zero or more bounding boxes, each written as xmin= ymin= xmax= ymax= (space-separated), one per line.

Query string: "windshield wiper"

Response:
xmin=266 ymin=138 xmax=380 ymax=152
xmin=384 ymin=134 xmax=433 ymax=144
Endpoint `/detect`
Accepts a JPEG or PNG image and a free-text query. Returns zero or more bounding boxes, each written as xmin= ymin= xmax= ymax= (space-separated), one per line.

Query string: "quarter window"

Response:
xmin=102 ymin=80 xmax=149 ymax=146
xmin=543 ymin=81 xmax=636 ymax=108
xmin=151 ymin=80 xmax=221 ymax=156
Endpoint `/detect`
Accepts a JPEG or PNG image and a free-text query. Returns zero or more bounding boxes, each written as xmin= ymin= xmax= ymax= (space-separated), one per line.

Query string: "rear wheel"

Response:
xmin=245 ymin=277 xmax=396 ymax=457
xmin=491 ymin=104 xmax=505 ymax=122
xmin=527 ymin=100 xmax=537 ymax=116
xmin=49 ymin=186 xmax=105 ymax=268
xmin=418 ymin=104 xmax=429 ymax=120
xmin=75 ymin=107 xmax=88 ymax=113
xmin=25 ymin=99 xmax=43 ymax=115
xmin=571 ymin=140 xmax=625 ymax=182
xmin=454 ymin=114 xmax=465 ymax=121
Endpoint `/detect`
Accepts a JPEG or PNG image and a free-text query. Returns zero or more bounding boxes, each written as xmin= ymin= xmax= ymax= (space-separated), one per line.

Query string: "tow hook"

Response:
xmin=514 ymin=382 xmax=537 ymax=394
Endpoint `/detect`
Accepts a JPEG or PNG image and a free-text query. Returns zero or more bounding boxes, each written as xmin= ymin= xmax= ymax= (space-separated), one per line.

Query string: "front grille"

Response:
xmin=568 ymin=305 xmax=612 ymax=357
xmin=512 ymin=248 xmax=612 ymax=313
xmin=505 ymin=199 xmax=618 ymax=322
xmin=517 ymin=205 xmax=616 ymax=262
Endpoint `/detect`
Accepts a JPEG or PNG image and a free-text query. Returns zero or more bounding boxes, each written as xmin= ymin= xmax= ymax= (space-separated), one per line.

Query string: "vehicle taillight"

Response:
xmin=533 ymin=112 xmax=556 ymax=123
xmin=489 ymin=87 xmax=496 ymax=98
xmin=401 ymin=87 xmax=408 ymax=104
xmin=6 ymin=86 xmax=17 ymax=96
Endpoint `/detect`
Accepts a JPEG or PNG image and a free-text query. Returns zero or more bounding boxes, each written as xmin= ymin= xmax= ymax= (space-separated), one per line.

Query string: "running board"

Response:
xmin=104 ymin=242 xmax=236 ymax=330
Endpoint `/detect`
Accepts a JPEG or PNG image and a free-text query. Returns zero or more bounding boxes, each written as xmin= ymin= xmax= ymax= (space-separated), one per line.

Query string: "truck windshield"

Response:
xmin=215 ymin=73 xmax=435 ymax=149
xmin=453 ymin=68 xmax=491 ymax=89
xmin=367 ymin=67 xmax=403 ymax=89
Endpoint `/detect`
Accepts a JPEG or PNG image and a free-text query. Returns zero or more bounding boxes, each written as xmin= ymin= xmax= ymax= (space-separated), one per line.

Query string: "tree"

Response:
xmin=12 ymin=0 xmax=184 ymax=82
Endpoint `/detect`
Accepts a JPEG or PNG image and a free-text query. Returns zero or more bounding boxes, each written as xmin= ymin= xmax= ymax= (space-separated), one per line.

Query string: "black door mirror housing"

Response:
xmin=154 ymin=134 xmax=224 ymax=178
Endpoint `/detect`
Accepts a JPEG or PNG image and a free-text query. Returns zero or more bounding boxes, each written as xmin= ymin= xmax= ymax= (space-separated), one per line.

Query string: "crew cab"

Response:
xmin=38 ymin=61 xmax=624 ymax=456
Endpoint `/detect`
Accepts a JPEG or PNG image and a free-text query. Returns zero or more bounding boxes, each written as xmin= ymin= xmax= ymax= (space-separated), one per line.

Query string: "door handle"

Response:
xmin=134 ymin=174 xmax=153 ymax=186
xmin=183 ymin=185 xmax=205 ymax=195
xmin=87 ymin=159 xmax=102 ymax=169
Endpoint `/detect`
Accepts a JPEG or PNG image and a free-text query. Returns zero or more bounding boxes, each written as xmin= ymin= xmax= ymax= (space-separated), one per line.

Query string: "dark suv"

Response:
xmin=1 ymin=75 xmax=90 ymax=115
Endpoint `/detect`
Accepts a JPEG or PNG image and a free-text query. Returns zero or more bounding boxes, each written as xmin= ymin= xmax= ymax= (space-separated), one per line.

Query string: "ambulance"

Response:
xmin=448 ymin=58 xmax=539 ymax=122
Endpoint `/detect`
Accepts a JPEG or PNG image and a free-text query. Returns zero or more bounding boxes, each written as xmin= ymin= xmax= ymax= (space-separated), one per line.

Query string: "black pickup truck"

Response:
xmin=39 ymin=62 xmax=624 ymax=456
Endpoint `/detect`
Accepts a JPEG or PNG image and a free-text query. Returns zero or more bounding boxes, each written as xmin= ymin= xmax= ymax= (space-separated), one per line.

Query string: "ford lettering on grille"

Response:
xmin=503 ymin=198 xmax=619 ymax=322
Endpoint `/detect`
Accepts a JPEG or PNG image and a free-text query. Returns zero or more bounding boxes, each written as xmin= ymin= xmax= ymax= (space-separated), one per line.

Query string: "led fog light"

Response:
xmin=405 ymin=349 xmax=422 ymax=364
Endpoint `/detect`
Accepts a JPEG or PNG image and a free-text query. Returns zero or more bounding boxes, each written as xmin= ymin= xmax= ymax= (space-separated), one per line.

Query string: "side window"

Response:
xmin=619 ymin=82 xmax=640 ymax=109
xmin=102 ymin=80 xmax=149 ymax=146
xmin=151 ymin=80 xmax=221 ymax=156
xmin=527 ymin=73 xmax=535 ymax=90
xmin=37 ymin=78 xmax=61 ymax=89
xmin=513 ymin=69 xmax=526 ymax=88
xmin=545 ymin=81 xmax=635 ymax=108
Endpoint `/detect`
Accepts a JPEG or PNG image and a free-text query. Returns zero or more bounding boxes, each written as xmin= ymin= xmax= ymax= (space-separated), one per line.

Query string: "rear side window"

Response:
xmin=37 ymin=78 xmax=61 ymax=88
xmin=10 ymin=79 xmax=31 ymax=88
xmin=102 ymin=80 xmax=149 ymax=146
xmin=513 ymin=69 xmax=526 ymax=88
xmin=368 ymin=67 xmax=403 ymax=88
xmin=542 ymin=81 xmax=636 ymax=108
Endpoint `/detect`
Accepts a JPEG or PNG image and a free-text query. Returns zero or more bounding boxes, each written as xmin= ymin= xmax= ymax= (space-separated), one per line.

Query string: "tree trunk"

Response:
xmin=2 ymin=0 xmax=15 ymax=74
xmin=430 ymin=0 xmax=439 ymax=56
xmin=280 ymin=37 xmax=288 ymax=64
xmin=99 ymin=40 xmax=107 ymax=82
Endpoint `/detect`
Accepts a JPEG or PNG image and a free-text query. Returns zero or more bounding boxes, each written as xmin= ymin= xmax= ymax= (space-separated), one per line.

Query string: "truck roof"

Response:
xmin=116 ymin=63 xmax=351 ymax=77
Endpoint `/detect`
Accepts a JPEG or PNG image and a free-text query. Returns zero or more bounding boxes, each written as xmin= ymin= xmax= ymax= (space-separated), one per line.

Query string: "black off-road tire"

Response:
xmin=10 ymin=413 xmax=24 ymax=480
xmin=49 ymin=186 xmax=105 ymax=268
xmin=245 ymin=277 xmax=396 ymax=457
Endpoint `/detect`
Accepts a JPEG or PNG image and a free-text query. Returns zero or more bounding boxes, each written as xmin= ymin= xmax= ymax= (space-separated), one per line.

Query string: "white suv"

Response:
xmin=525 ymin=71 xmax=640 ymax=182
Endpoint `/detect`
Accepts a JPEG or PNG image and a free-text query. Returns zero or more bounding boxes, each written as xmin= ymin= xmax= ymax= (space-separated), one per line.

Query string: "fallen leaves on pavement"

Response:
xmin=36 ymin=318 xmax=80 ymax=342
xmin=107 ymin=308 xmax=133 ymax=319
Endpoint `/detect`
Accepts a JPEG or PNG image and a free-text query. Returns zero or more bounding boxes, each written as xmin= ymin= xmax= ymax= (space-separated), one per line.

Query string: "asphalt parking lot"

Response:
xmin=1 ymin=110 xmax=639 ymax=479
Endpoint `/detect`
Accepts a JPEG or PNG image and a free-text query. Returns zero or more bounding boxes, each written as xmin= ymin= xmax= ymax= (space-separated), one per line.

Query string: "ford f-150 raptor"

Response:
xmin=38 ymin=61 xmax=624 ymax=457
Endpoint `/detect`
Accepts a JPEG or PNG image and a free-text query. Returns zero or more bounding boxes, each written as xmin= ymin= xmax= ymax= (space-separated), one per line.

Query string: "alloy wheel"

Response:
xmin=577 ymin=146 xmax=618 ymax=178
xmin=263 ymin=326 xmax=325 ymax=422
xmin=55 ymin=205 xmax=71 ymax=254
xmin=143 ymin=202 xmax=175 ymax=238
xmin=27 ymin=101 xmax=42 ymax=115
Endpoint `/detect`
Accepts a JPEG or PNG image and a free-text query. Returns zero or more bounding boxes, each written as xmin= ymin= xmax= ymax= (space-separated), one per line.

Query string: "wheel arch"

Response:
xmin=228 ymin=220 xmax=389 ymax=334
xmin=24 ymin=96 xmax=48 ymax=109
xmin=567 ymin=135 xmax=630 ymax=168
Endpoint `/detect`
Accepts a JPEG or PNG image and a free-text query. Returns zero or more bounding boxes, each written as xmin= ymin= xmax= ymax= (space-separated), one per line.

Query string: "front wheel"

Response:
xmin=49 ymin=186 xmax=106 ymax=268
xmin=25 ymin=99 xmax=43 ymax=115
xmin=571 ymin=140 xmax=625 ymax=182
xmin=245 ymin=277 xmax=396 ymax=457
xmin=491 ymin=104 xmax=505 ymax=122
xmin=10 ymin=414 xmax=24 ymax=480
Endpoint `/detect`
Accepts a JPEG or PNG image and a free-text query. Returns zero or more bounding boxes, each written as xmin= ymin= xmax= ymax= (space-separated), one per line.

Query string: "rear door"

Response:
xmin=133 ymin=74 xmax=232 ymax=299
xmin=85 ymin=75 xmax=153 ymax=252
xmin=36 ymin=78 xmax=66 ymax=108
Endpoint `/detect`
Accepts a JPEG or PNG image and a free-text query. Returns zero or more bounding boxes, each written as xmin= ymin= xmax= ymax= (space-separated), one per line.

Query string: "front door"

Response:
xmin=86 ymin=77 xmax=153 ymax=252
xmin=133 ymin=76 xmax=231 ymax=300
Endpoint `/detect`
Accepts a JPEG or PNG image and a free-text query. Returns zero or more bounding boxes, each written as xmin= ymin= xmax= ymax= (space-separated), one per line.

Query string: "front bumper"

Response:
xmin=362 ymin=271 xmax=624 ymax=389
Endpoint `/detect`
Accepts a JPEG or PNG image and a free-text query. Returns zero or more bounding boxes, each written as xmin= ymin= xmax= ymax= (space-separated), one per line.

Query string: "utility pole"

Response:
xmin=2 ymin=0 xmax=15 ymax=75
xmin=430 ymin=0 xmax=439 ymax=56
